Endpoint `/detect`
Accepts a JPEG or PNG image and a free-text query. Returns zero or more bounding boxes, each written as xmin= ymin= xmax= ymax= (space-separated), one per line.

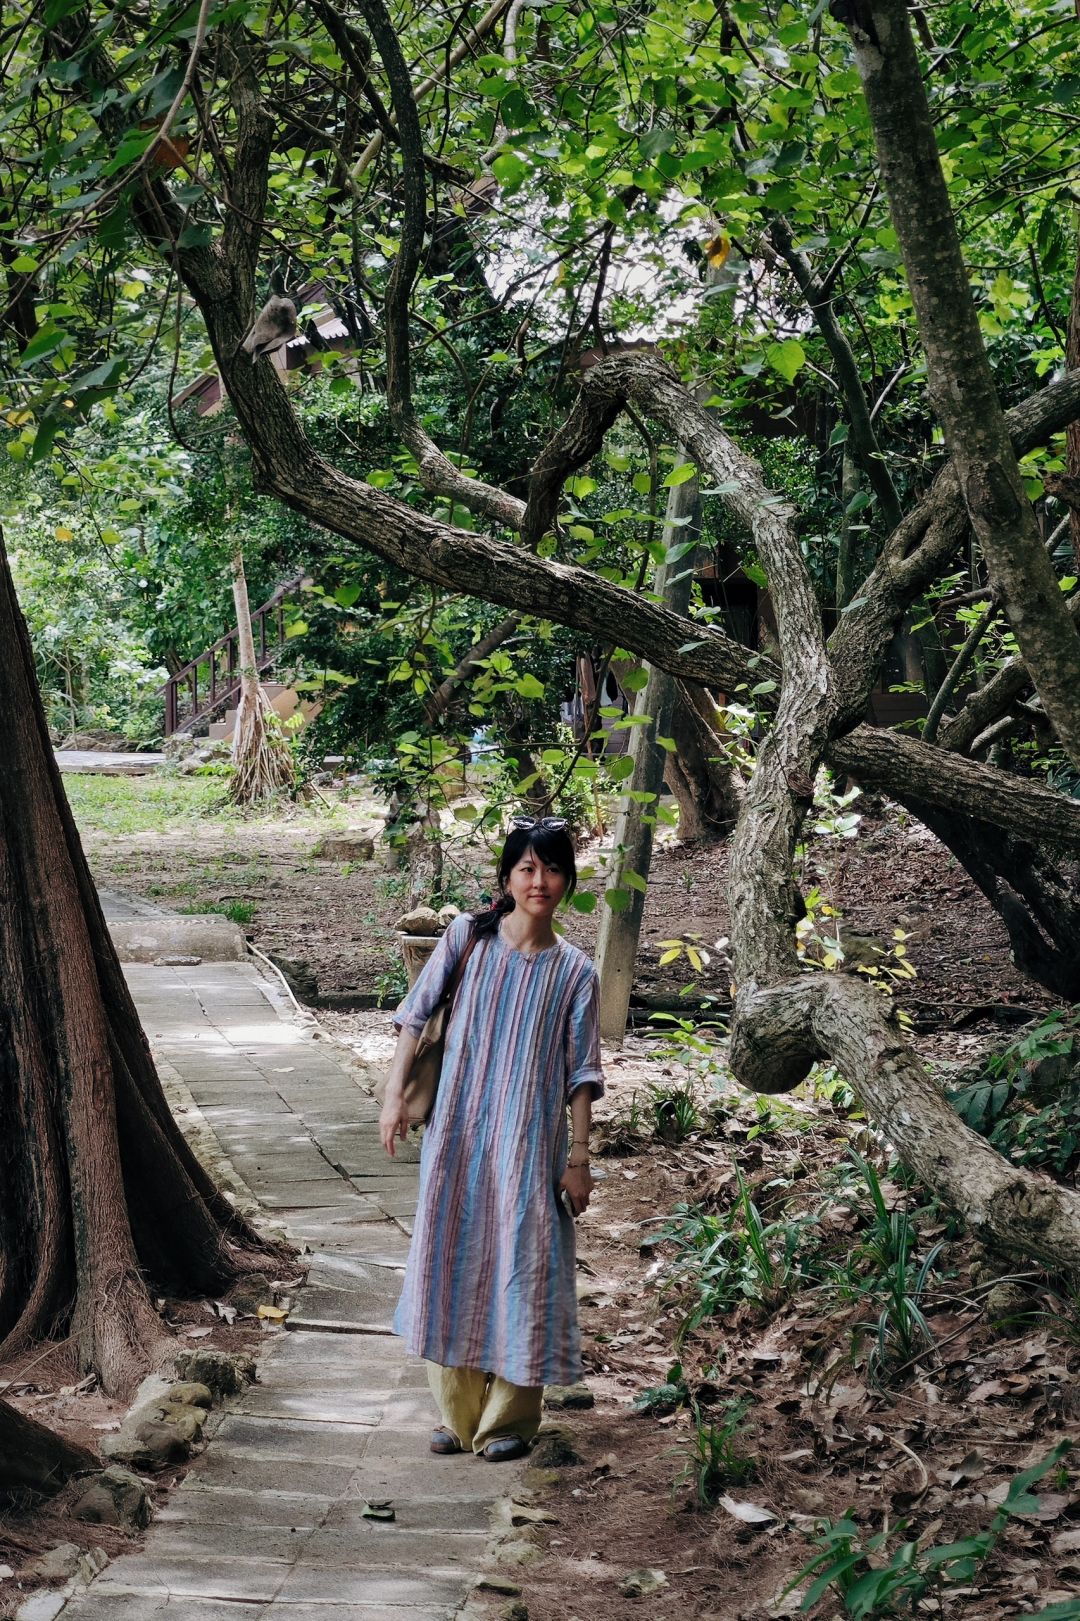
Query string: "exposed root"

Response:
xmin=229 ymin=683 xmax=296 ymax=807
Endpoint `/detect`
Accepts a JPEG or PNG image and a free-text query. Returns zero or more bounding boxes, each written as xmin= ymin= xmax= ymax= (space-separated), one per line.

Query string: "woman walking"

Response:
xmin=379 ymin=819 xmax=603 ymax=1461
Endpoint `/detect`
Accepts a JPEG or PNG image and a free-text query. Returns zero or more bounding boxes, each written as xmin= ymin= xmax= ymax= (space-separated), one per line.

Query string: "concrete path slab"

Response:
xmin=46 ymin=949 xmax=517 ymax=1621
xmin=56 ymin=749 xmax=166 ymax=775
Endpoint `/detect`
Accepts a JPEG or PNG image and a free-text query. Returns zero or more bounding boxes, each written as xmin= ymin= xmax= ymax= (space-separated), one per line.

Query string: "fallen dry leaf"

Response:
xmin=719 ymin=1496 xmax=777 ymax=1524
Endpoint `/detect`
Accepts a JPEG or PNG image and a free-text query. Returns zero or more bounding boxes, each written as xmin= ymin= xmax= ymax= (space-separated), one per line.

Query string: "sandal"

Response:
xmin=430 ymin=1427 xmax=462 ymax=1455
xmin=481 ymin=1434 xmax=528 ymax=1462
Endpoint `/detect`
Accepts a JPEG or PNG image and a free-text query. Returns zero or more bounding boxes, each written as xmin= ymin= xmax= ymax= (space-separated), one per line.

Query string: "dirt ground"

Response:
xmin=12 ymin=776 xmax=1072 ymax=1619
xmin=71 ymin=779 xmax=1053 ymax=1028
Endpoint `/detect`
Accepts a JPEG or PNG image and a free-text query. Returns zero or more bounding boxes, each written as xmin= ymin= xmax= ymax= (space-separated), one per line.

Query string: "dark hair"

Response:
xmin=472 ymin=824 xmax=578 ymax=937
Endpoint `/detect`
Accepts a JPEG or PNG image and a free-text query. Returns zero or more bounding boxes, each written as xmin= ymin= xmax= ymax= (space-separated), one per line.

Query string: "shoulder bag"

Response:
xmin=376 ymin=926 xmax=481 ymax=1125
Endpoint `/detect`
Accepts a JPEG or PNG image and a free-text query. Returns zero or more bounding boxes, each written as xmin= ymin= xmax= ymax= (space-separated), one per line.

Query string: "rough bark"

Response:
xmin=665 ymin=682 xmax=744 ymax=838
xmin=735 ymin=973 xmax=1080 ymax=1274
xmin=0 ymin=526 xmax=275 ymax=1395
xmin=843 ymin=0 xmax=1080 ymax=769
xmin=229 ymin=547 xmax=295 ymax=806
xmin=0 ymin=1397 xmax=97 ymax=1499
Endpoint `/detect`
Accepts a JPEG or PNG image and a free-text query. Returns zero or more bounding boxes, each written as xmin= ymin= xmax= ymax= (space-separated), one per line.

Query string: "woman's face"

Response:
xmin=505 ymin=847 xmax=568 ymax=919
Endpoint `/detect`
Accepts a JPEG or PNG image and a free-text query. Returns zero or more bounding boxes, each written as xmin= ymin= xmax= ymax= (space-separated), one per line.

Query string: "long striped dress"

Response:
xmin=392 ymin=912 xmax=604 ymax=1388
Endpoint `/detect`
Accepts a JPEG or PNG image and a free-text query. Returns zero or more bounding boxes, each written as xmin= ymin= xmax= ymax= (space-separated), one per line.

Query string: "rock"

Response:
xmin=986 ymin=1282 xmax=1033 ymax=1322
xmin=28 ymin=1544 xmax=82 ymax=1582
xmin=150 ymin=1401 xmax=207 ymax=1441
xmin=496 ymin=1539 xmax=543 ymax=1568
xmin=502 ymin=1605 xmax=529 ymax=1621
xmin=70 ymin=1466 xmax=152 ymax=1530
xmin=312 ymin=830 xmax=376 ymax=862
xmin=174 ymin=1348 xmax=256 ymax=1399
xmin=102 ymin=1417 xmax=192 ymax=1470
xmin=620 ymin=1568 xmax=668 ymax=1598
xmin=529 ymin=1427 xmax=580 ymax=1468
xmin=437 ymin=904 xmax=461 ymax=929
xmin=543 ymin=1383 xmax=594 ymax=1411
xmin=168 ymin=1382 xmax=213 ymax=1409
xmin=75 ymin=1547 xmax=109 ymax=1585
xmin=267 ymin=954 xmax=319 ymax=1002
xmin=396 ymin=906 xmax=441 ymax=935
xmin=153 ymin=954 xmax=202 ymax=967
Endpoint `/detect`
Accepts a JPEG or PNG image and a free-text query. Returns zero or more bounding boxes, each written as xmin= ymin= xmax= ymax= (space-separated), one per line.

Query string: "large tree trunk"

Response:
xmin=0 ymin=526 xmax=275 ymax=1396
xmin=0 ymin=1398 xmax=97 ymax=1499
xmin=229 ymin=546 xmax=296 ymax=806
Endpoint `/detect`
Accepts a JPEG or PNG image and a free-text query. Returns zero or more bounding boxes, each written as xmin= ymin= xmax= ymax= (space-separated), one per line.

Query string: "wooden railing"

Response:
xmin=163 ymin=574 xmax=304 ymax=737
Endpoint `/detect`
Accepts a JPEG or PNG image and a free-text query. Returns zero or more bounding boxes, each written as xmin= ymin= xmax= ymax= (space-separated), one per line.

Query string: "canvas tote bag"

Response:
xmin=375 ymin=927 xmax=480 ymax=1125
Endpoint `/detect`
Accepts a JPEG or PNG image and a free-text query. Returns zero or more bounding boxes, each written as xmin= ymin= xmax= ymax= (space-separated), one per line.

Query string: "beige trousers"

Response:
xmin=426 ymin=1362 xmax=543 ymax=1454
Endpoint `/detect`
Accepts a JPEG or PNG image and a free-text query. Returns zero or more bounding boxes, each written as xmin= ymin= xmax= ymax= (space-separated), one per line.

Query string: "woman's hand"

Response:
xmin=380 ymin=1084 xmax=411 ymax=1156
xmin=558 ymin=1162 xmax=593 ymax=1217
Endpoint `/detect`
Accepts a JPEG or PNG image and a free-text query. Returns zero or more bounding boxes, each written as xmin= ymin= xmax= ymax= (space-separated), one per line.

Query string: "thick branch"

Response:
xmin=828 ymin=726 xmax=1080 ymax=855
xmin=732 ymin=974 xmax=1080 ymax=1275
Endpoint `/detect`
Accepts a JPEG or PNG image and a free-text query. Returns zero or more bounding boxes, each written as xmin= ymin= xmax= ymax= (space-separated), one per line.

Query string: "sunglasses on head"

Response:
xmin=509 ymin=815 xmax=568 ymax=832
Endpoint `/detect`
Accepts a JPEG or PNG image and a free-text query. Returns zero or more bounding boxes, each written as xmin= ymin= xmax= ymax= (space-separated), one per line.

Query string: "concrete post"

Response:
xmin=594 ymin=467 xmax=701 ymax=1043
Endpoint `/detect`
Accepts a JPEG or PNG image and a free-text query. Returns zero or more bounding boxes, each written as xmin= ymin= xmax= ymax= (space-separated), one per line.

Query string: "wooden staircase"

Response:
xmin=162 ymin=574 xmax=306 ymax=737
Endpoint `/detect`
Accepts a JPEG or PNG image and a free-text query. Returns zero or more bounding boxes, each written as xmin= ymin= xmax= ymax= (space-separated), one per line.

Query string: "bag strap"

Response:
xmin=441 ymin=923 xmax=480 ymax=1016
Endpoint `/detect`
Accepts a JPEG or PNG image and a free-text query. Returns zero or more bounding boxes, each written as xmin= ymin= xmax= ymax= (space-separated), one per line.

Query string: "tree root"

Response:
xmin=229 ymin=684 xmax=296 ymax=807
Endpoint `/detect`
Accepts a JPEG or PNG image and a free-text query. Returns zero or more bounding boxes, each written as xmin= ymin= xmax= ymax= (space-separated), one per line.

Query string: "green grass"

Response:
xmin=63 ymin=774 xmax=234 ymax=836
xmin=178 ymin=900 xmax=257 ymax=925
xmin=63 ymin=773 xmax=364 ymax=838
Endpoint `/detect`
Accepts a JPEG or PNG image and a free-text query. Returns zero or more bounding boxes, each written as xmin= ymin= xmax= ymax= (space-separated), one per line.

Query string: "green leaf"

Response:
xmin=639 ymin=128 xmax=677 ymax=161
xmin=570 ymin=891 xmax=598 ymax=913
xmin=18 ymin=325 xmax=69 ymax=367
xmin=604 ymin=886 xmax=632 ymax=913
xmin=766 ymin=339 xmax=806 ymax=384
xmin=515 ymin=673 xmax=545 ymax=699
xmin=492 ymin=151 xmax=529 ymax=189
xmin=69 ymin=357 xmax=124 ymax=392
xmin=663 ymin=462 xmax=697 ymax=488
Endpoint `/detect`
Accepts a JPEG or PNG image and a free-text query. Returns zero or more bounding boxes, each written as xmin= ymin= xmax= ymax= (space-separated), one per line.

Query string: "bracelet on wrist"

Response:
xmin=568 ymin=1156 xmax=590 ymax=1168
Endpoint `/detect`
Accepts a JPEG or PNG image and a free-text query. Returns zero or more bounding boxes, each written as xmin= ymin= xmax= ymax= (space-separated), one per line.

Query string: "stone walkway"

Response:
xmin=48 ymin=957 xmax=518 ymax=1620
xmin=55 ymin=750 xmax=166 ymax=775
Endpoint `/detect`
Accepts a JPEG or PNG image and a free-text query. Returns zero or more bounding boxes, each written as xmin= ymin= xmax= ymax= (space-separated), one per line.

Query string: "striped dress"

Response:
xmin=392 ymin=912 xmax=604 ymax=1388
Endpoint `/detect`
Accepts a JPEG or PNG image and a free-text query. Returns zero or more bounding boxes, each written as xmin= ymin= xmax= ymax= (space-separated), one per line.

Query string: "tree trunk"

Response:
xmin=595 ymin=467 xmax=700 ymax=1041
xmin=229 ymin=546 xmax=296 ymax=806
xmin=845 ymin=0 xmax=1080 ymax=770
xmin=0 ymin=526 xmax=275 ymax=1396
xmin=1067 ymin=215 xmax=1080 ymax=568
xmin=0 ymin=1397 xmax=97 ymax=1499
xmin=665 ymin=681 xmax=743 ymax=839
